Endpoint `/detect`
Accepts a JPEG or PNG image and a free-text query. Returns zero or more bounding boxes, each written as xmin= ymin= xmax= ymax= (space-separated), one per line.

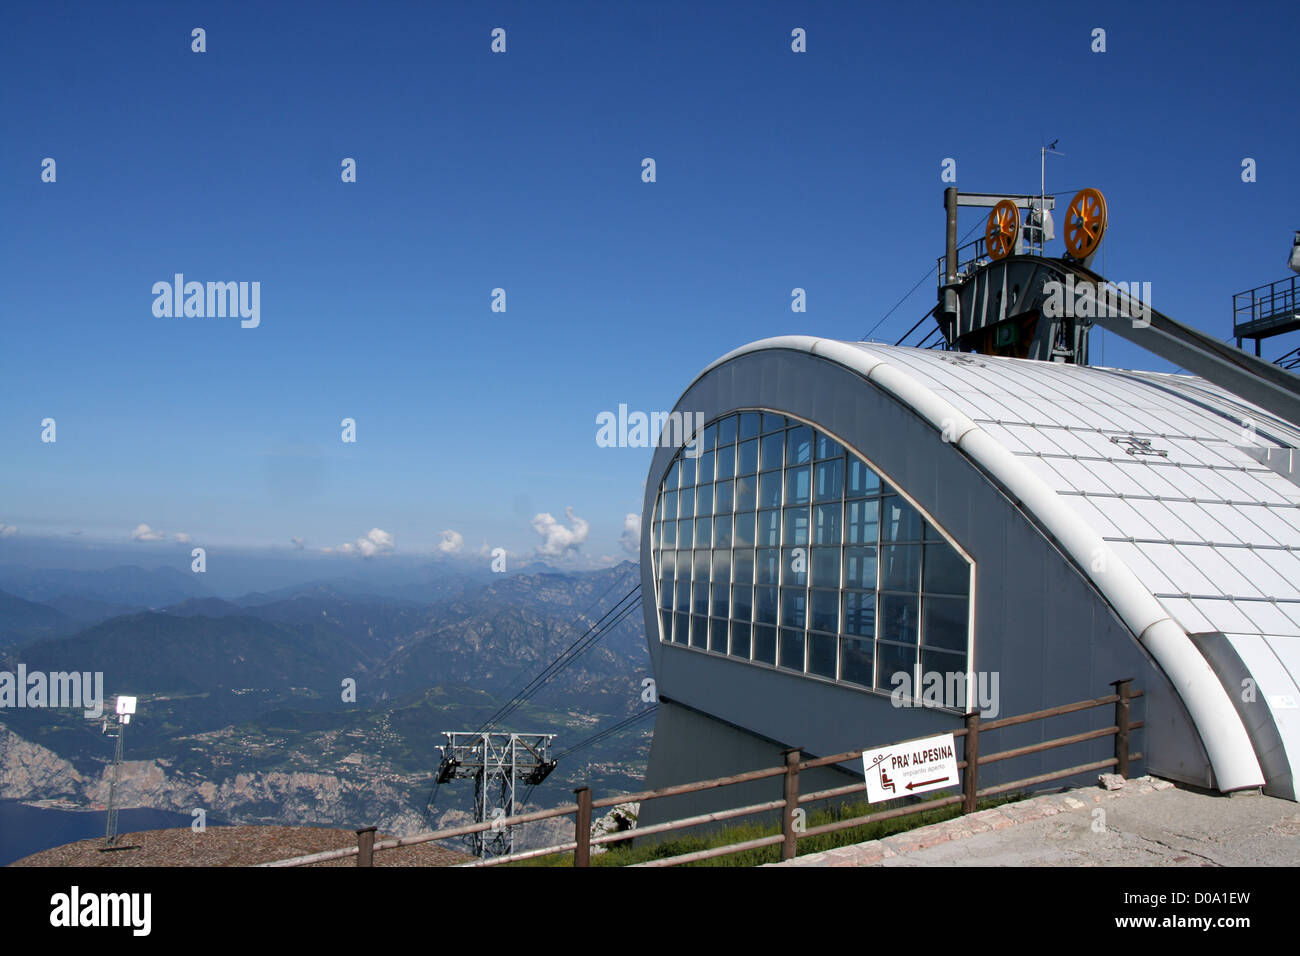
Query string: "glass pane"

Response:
xmin=808 ymin=633 xmax=837 ymax=679
xmin=694 ymin=549 xmax=710 ymax=583
xmin=731 ymin=621 xmax=751 ymax=660
xmin=702 ymin=423 xmax=717 ymax=455
xmin=733 ymin=548 xmax=754 ymax=584
xmin=920 ymin=650 xmax=968 ymax=702
xmin=716 ymin=443 xmax=735 ymax=480
xmin=735 ymin=474 xmax=758 ymax=511
xmin=664 ymin=489 xmax=677 ymax=519
xmin=737 ymin=439 xmax=759 ymax=476
xmin=680 ymin=488 xmax=695 ymax=519
xmin=882 ymin=496 xmax=924 ymax=542
xmin=842 ymin=590 xmax=875 ymax=638
xmin=675 ymin=578 xmax=690 ymax=611
xmin=739 ymin=412 xmax=760 ymax=440
xmin=779 ymin=628 xmax=805 ymax=672
xmin=678 ymin=518 xmax=693 ymax=548
xmin=811 ymin=546 xmax=840 ymax=587
xmin=680 ymin=455 xmax=696 ymax=487
xmin=753 ymin=625 xmax=777 ymax=664
xmin=732 ymin=585 xmax=753 ymax=621
xmin=718 ymin=415 xmax=737 ymax=445
xmin=783 ymin=508 xmax=809 ymax=546
xmin=785 ymin=466 xmax=811 ymax=505
xmin=813 ymin=503 xmax=841 ymax=544
xmin=846 ymin=499 xmax=879 ymax=545
xmin=922 ymin=596 xmax=968 ymax=652
xmin=715 ymin=480 xmax=734 ymax=515
xmin=756 ymin=548 xmax=779 ymax=585
xmin=733 ymin=510 xmax=755 ymax=547
xmin=880 ymin=593 xmax=919 ymax=645
xmin=809 ymin=588 xmax=838 ymax=633
xmin=840 ymin=637 xmax=874 ymax=687
xmin=659 ymin=609 xmax=672 ymax=641
xmin=758 ymin=471 xmax=782 ymax=508
xmin=786 ymin=425 xmax=813 ymax=465
xmin=756 ymin=509 xmax=780 ymax=546
xmin=710 ymin=617 xmax=727 ymax=653
xmin=781 ymin=547 xmax=807 ymax=586
xmin=761 ymin=413 xmax=786 ymax=433
xmin=781 ymin=587 xmax=806 ymax=628
xmin=846 ymin=458 xmax=880 ymax=498
xmin=713 ymin=514 xmax=732 ymax=548
xmin=659 ymin=577 xmax=673 ymax=610
xmin=691 ymin=614 xmax=708 ymax=648
xmin=923 ymin=542 xmax=969 ymax=595
xmin=662 ymin=520 xmax=676 ymax=547
xmin=696 ymin=484 xmax=712 ymax=516
xmin=698 ymin=450 xmax=715 ymax=484
xmin=674 ymin=611 xmax=689 ymax=643
xmin=711 ymin=548 xmax=730 ymax=585
xmin=816 ymin=433 xmax=844 ymax=460
xmin=695 ymin=516 xmax=712 ymax=546
xmin=666 ymin=460 xmax=680 ymax=490
xmin=881 ymin=544 xmax=922 ymax=591
xmin=876 ymin=641 xmax=918 ymax=691
xmin=761 ymin=433 xmax=785 ymax=471
xmin=755 ymin=586 xmax=778 ymax=625
xmin=692 ymin=582 xmax=709 ymax=617
xmin=814 ymin=458 xmax=844 ymax=501
xmin=660 ymin=550 xmax=675 ymax=575
xmin=710 ymin=582 xmax=728 ymax=620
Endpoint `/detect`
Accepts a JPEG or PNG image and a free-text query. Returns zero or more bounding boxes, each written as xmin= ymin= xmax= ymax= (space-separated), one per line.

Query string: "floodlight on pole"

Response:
xmin=103 ymin=695 xmax=139 ymax=848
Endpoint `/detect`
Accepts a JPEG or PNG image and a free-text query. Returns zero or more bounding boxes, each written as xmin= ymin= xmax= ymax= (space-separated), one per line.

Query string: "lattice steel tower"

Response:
xmin=434 ymin=732 xmax=556 ymax=858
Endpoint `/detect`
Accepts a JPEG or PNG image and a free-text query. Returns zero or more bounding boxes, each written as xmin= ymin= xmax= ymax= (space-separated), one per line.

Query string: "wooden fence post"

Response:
xmin=574 ymin=787 xmax=592 ymax=867
xmin=962 ymin=712 xmax=980 ymax=814
xmin=356 ymin=825 xmax=377 ymax=867
xmin=781 ymin=748 xmax=802 ymax=861
xmin=1112 ymin=678 xmax=1132 ymax=778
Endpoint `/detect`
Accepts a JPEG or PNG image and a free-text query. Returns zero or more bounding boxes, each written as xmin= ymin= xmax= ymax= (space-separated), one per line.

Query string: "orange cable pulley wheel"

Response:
xmin=1063 ymin=187 xmax=1108 ymax=260
xmin=985 ymin=200 xmax=1020 ymax=260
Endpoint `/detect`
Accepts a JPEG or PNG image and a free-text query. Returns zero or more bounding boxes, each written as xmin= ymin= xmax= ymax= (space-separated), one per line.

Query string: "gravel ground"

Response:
xmin=8 ymin=825 xmax=474 ymax=867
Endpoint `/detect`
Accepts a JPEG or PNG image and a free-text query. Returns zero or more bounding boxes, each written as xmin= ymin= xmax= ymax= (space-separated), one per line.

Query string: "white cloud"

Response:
xmin=173 ymin=532 xmax=192 ymax=544
xmin=130 ymin=523 xmax=165 ymax=542
xmin=620 ymin=513 xmax=641 ymax=554
xmin=291 ymin=536 xmax=305 ymax=550
xmin=531 ymin=507 xmax=589 ymax=556
xmin=0 ymin=524 xmax=17 ymax=538
xmin=325 ymin=527 xmax=394 ymax=557
xmin=438 ymin=529 xmax=465 ymax=554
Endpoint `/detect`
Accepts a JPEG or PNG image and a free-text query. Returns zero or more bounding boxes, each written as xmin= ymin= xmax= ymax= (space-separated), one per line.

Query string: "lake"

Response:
xmin=0 ymin=800 xmax=219 ymax=865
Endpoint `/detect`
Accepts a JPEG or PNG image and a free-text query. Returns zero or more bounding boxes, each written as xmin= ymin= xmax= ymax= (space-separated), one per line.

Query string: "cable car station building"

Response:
xmin=636 ymin=189 xmax=1300 ymax=827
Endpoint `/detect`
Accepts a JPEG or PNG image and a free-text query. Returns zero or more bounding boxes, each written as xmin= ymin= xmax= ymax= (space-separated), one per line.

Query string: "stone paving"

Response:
xmin=769 ymin=776 xmax=1300 ymax=867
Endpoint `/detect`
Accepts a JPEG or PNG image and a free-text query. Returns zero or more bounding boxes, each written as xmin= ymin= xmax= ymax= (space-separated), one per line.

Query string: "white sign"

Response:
xmin=116 ymin=695 xmax=137 ymax=716
xmin=862 ymin=732 xmax=960 ymax=803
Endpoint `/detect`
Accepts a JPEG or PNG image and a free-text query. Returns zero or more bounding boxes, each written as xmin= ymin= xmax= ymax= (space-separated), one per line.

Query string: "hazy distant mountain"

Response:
xmin=0 ymin=589 xmax=74 ymax=648
xmin=1 ymin=560 xmax=651 ymax=837
xmin=0 ymin=564 xmax=210 ymax=609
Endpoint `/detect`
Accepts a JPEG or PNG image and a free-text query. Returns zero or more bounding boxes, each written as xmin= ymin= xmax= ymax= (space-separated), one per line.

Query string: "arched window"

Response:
xmin=650 ymin=410 xmax=972 ymax=704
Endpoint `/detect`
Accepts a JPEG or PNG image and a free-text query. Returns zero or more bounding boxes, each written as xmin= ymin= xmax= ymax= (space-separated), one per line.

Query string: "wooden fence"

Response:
xmin=260 ymin=678 xmax=1143 ymax=868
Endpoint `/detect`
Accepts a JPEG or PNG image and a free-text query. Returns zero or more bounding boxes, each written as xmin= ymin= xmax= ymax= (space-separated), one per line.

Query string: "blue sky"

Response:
xmin=2 ymin=0 xmax=1296 ymax=571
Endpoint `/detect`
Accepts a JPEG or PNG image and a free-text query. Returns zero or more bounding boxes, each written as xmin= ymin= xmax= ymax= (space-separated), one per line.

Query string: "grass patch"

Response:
xmin=509 ymin=790 xmax=1024 ymax=867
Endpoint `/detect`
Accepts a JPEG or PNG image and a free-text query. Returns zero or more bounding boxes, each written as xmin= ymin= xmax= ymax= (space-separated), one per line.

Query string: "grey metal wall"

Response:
xmin=637 ymin=346 xmax=1211 ymax=830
